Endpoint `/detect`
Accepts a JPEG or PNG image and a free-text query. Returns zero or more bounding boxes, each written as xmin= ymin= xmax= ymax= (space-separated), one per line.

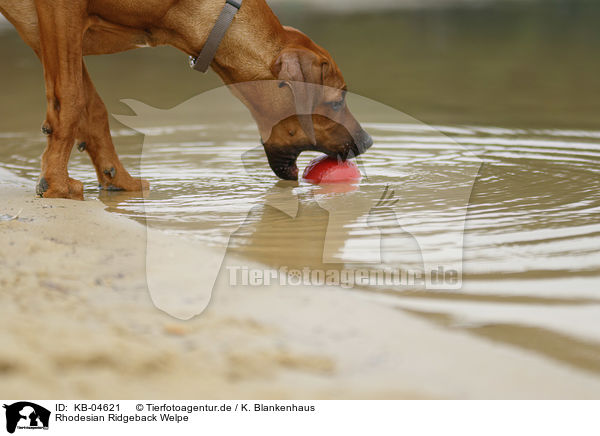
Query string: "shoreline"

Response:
xmin=1 ymin=171 xmax=600 ymax=398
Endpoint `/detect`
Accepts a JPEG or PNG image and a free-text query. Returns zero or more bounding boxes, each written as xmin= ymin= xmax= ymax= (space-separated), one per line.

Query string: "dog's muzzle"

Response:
xmin=262 ymin=129 xmax=373 ymax=181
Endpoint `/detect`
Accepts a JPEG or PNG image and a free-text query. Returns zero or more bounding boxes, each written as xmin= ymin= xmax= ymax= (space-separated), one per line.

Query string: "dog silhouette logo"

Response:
xmin=3 ymin=402 xmax=50 ymax=434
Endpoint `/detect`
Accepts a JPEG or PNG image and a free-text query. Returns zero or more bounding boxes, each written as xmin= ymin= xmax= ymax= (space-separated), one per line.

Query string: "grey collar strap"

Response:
xmin=189 ymin=0 xmax=243 ymax=73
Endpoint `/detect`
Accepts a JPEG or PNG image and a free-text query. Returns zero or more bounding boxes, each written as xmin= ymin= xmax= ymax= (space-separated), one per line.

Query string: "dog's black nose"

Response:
xmin=355 ymin=130 xmax=373 ymax=155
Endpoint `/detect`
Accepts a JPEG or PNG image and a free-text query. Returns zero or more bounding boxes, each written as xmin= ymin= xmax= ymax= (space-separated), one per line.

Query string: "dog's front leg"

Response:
xmin=34 ymin=0 xmax=87 ymax=200
xmin=77 ymin=64 xmax=149 ymax=192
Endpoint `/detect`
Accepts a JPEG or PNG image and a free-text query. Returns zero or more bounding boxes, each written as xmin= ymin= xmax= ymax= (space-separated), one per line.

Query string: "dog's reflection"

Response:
xmin=227 ymin=181 xmax=422 ymax=272
xmin=95 ymin=179 xmax=421 ymax=273
xmin=228 ymin=181 xmax=335 ymax=270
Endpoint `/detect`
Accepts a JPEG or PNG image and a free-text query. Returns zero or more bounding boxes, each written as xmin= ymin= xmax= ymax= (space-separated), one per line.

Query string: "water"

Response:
xmin=1 ymin=2 xmax=599 ymax=372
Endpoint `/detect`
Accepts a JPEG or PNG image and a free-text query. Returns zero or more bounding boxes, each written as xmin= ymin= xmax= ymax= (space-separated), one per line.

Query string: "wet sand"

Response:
xmin=2 ymin=170 xmax=600 ymax=399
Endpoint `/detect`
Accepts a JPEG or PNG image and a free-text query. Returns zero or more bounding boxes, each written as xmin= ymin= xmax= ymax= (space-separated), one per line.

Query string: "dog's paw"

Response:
xmin=38 ymin=177 xmax=84 ymax=200
xmin=100 ymin=173 xmax=149 ymax=193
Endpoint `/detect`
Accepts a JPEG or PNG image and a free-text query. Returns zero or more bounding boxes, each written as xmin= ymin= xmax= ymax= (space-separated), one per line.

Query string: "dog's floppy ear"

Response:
xmin=272 ymin=48 xmax=327 ymax=145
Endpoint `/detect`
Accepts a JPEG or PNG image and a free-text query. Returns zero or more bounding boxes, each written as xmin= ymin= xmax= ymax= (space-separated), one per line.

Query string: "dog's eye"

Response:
xmin=329 ymin=99 xmax=344 ymax=112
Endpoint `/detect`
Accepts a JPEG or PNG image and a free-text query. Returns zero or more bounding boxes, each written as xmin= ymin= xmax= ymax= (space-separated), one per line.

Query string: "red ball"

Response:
xmin=302 ymin=155 xmax=362 ymax=184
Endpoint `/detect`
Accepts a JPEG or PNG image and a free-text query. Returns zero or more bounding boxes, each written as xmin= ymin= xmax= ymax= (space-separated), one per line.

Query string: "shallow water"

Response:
xmin=1 ymin=3 xmax=600 ymax=373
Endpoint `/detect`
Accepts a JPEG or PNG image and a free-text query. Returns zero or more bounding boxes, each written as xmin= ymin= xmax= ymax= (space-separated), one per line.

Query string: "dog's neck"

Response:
xmin=210 ymin=1 xmax=287 ymax=84
xmin=163 ymin=0 xmax=286 ymax=83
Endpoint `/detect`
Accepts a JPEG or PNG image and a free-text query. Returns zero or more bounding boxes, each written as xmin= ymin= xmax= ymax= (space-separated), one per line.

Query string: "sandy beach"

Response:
xmin=1 ymin=170 xmax=599 ymax=399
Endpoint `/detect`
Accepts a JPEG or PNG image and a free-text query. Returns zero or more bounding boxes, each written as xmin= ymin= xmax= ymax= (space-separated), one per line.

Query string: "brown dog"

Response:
xmin=0 ymin=0 xmax=372 ymax=199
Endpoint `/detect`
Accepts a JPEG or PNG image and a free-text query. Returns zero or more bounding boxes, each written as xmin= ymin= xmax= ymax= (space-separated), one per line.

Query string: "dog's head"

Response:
xmin=239 ymin=27 xmax=373 ymax=180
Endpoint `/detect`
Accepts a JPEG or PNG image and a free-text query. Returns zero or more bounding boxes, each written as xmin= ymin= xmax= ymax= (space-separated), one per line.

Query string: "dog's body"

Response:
xmin=0 ymin=0 xmax=371 ymax=199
